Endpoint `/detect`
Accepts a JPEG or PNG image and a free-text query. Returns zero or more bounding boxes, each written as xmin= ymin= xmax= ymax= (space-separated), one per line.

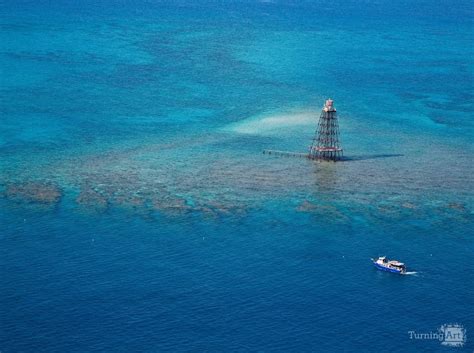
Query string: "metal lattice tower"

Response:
xmin=309 ymin=99 xmax=343 ymax=161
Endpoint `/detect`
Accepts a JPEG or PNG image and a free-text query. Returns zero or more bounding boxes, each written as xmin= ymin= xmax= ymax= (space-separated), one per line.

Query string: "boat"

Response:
xmin=372 ymin=256 xmax=406 ymax=274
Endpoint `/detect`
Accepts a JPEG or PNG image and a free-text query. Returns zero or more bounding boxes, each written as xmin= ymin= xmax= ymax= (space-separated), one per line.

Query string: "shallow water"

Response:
xmin=1 ymin=1 xmax=473 ymax=352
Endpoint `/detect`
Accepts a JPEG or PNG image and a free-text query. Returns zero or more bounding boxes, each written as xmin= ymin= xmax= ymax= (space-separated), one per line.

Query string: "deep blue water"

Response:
xmin=1 ymin=1 xmax=473 ymax=352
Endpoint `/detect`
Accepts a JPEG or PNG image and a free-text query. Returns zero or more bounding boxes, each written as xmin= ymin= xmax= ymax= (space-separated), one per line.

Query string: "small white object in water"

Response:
xmin=404 ymin=271 xmax=418 ymax=276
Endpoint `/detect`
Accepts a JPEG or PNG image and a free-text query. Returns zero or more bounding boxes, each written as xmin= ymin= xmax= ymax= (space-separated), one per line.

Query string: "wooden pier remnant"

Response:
xmin=263 ymin=149 xmax=309 ymax=158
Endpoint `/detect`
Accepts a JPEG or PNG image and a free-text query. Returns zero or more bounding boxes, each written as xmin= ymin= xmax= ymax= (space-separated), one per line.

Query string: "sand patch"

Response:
xmin=225 ymin=111 xmax=316 ymax=135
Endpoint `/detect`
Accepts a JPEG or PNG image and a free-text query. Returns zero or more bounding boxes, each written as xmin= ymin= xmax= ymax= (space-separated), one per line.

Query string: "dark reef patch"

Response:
xmin=3 ymin=182 xmax=62 ymax=204
xmin=447 ymin=202 xmax=466 ymax=211
xmin=152 ymin=197 xmax=192 ymax=215
xmin=76 ymin=186 xmax=109 ymax=211
xmin=296 ymin=200 xmax=349 ymax=223
xmin=296 ymin=200 xmax=318 ymax=212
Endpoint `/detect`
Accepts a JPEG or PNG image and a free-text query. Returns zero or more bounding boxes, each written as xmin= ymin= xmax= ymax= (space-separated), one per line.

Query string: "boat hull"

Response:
xmin=373 ymin=261 xmax=404 ymax=274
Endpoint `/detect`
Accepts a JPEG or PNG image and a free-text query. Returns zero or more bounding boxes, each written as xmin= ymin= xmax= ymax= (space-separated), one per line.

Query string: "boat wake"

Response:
xmin=403 ymin=271 xmax=418 ymax=276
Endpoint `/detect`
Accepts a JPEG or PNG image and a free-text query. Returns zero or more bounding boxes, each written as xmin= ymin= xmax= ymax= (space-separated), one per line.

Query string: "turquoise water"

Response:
xmin=1 ymin=1 xmax=473 ymax=352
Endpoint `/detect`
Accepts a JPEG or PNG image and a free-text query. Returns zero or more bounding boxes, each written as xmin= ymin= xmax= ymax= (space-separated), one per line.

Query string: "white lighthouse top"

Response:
xmin=323 ymin=99 xmax=336 ymax=112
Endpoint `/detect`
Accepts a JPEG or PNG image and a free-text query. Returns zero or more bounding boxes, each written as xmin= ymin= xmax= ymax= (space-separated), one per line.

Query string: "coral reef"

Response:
xmin=76 ymin=186 xmax=108 ymax=211
xmin=3 ymin=182 xmax=62 ymax=204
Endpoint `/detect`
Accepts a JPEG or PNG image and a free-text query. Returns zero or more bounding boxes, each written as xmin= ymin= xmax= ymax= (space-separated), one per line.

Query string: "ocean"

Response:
xmin=1 ymin=1 xmax=473 ymax=352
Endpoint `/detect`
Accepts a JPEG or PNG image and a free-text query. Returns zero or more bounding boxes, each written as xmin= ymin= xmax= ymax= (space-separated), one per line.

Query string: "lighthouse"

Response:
xmin=309 ymin=99 xmax=343 ymax=161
